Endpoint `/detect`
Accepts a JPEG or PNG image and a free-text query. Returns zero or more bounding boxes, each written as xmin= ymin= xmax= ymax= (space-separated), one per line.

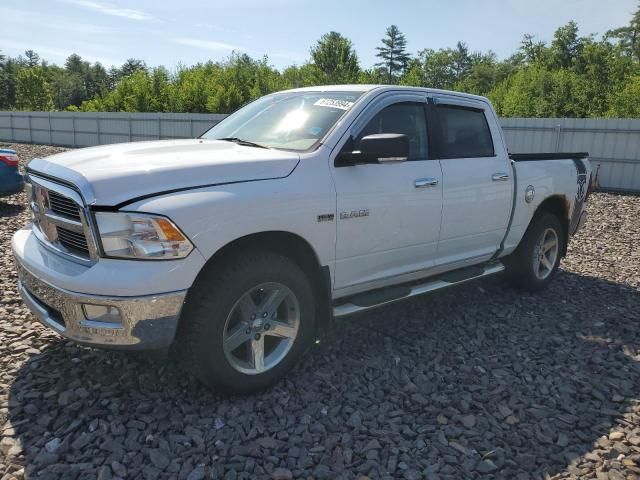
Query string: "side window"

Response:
xmin=356 ymin=102 xmax=428 ymax=160
xmin=435 ymin=105 xmax=495 ymax=158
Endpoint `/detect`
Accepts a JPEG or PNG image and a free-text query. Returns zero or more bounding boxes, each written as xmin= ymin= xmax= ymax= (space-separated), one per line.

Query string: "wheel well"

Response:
xmin=534 ymin=196 xmax=570 ymax=256
xmin=194 ymin=231 xmax=332 ymax=334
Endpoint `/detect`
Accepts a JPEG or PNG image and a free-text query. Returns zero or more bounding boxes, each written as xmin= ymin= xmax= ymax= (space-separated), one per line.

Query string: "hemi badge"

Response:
xmin=317 ymin=214 xmax=335 ymax=222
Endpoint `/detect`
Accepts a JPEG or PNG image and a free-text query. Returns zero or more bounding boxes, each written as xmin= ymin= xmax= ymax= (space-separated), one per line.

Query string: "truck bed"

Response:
xmin=509 ymin=152 xmax=589 ymax=161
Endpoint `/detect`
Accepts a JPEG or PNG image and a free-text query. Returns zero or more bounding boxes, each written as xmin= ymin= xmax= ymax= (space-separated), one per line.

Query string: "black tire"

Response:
xmin=176 ymin=251 xmax=316 ymax=393
xmin=504 ymin=211 xmax=564 ymax=291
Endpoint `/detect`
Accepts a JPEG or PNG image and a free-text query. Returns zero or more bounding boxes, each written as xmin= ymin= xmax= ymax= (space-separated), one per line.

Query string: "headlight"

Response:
xmin=95 ymin=212 xmax=193 ymax=260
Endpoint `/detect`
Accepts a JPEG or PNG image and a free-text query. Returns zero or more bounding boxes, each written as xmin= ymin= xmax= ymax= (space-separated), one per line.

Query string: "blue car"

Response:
xmin=0 ymin=148 xmax=24 ymax=197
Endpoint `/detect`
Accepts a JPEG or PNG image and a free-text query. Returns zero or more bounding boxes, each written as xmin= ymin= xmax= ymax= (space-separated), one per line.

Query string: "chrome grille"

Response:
xmin=56 ymin=226 xmax=90 ymax=255
xmin=48 ymin=190 xmax=82 ymax=221
xmin=29 ymin=175 xmax=97 ymax=263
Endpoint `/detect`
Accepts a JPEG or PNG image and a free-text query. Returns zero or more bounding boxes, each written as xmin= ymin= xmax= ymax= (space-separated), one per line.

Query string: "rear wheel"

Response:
xmin=177 ymin=252 xmax=316 ymax=393
xmin=505 ymin=212 xmax=564 ymax=291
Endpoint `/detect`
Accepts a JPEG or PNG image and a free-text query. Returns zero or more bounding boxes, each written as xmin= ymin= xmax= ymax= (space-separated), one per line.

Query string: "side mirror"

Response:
xmin=337 ymin=134 xmax=409 ymax=166
xmin=360 ymin=133 xmax=409 ymax=163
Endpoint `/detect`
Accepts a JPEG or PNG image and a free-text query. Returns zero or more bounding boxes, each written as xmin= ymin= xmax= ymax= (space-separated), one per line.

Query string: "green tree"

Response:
xmin=450 ymin=42 xmax=472 ymax=80
xmin=90 ymin=68 xmax=169 ymax=112
xmin=171 ymin=63 xmax=220 ymax=113
xmin=520 ymin=34 xmax=549 ymax=64
xmin=121 ymin=58 xmax=147 ymax=77
xmin=0 ymin=57 xmax=18 ymax=109
xmin=399 ymin=58 xmax=423 ymax=86
xmin=87 ymin=63 xmax=110 ymax=99
xmin=608 ymin=74 xmax=640 ymax=116
xmin=550 ymin=21 xmax=585 ymax=69
xmin=606 ymin=2 xmax=640 ymax=61
xmin=80 ymin=53 xmax=284 ymax=114
xmin=0 ymin=50 xmax=7 ymax=109
xmin=48 ymin=67 xmax=84 ymax=109
xmin=411 ymin=48 xmax=457 ymax=89
xmin=494 ymin=65 xmax=586 ymax=117
xmin=375 ymin=25 xmax=411 ymax=83
xmin=359 ymin=67 xmax=386 ymax=84
xmin=24 ymin=50 xmax=40 ymax=68
xmin=456 ymin=52 xmax=501 ymax=96
xmin=15 ymin=67 xmax=54 ymax=111
xmin=310 ymin=32 xmax=360 ymax=84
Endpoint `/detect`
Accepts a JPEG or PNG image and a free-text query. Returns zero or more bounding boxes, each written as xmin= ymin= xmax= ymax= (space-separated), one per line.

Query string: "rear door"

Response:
xmin=331 ymin=92 xmax=443 ymax=293
xmin=431 ymin=96 xmax=512 ymax=267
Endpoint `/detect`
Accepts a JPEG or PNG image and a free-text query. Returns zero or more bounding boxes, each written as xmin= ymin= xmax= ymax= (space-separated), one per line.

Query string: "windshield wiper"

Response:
xmin=217 ymin=137 xmax=269 ymax=149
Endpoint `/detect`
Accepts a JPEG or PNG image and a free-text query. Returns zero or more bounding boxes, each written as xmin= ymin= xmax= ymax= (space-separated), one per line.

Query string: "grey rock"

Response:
xmin=461 ymin=415 xmax=476 ymax=428
xmin=111 ymin=461 xmax=127 ymax=477
xmin=271 ymin=467 xmax=293 ymax=480
xmin=346 ymin=411 xmax=362 ymax=428
xmin=97 ymin=465 xmax=112 ymax=480
xmin=44 ymin=437 xmax=61 ymax=454
xmin=33 ymin=451 xmax=58 ymax=468
xmin=256 ymin=437 xmax=278 ymax=449
xmin=476 ymin=459 xmax=498 ymax=474
xmin=149 ymin=449 xmax=171 ymax=470
xmin=186 ymin=465 xmax=206 ymax=480
xmin=403 ymin=470 xmax=422 ymax=480
xmin=71 ymin=433 xmax=92 ymax=451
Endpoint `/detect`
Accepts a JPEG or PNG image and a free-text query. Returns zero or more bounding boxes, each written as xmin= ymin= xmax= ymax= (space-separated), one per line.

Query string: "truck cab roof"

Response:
xmin=277 ymin=84 xmax=490 ymax=103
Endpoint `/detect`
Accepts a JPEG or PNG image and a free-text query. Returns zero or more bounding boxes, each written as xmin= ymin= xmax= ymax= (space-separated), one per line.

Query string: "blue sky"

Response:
xmin=1 ymin=0 xmax=637 ymax=71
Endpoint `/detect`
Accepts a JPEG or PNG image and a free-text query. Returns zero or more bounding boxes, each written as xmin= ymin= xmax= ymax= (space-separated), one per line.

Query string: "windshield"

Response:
xmin=201 ymin=91 xmax=364 ymax=151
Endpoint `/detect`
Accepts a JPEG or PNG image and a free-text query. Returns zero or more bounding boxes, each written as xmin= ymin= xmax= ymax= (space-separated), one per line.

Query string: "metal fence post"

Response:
xmin=9 ymin=112 xmax=14 ymax=143
xmin=27 ymin=114 xmax=33 ymax=144
xmin=48 ymin=112 xmax=53 ymax=145
xmin=97 ymin=115 xmax=102 ymax=145
xmin=554 ymin=124 xmax=563 ymax=152
xmin=72 ymin=116 xmax=77 ymax=147
xmin=128 ymin=116 xmax=132 ymax=142
xmin=157 ymin=116 xmax=161 ymax=140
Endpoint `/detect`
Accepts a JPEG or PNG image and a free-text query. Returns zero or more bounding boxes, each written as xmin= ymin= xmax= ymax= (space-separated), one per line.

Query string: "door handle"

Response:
xmin=415 ymin=177 xmax=439 ymax=188
xmin=492 ymin=173 xmax=510 ymax=181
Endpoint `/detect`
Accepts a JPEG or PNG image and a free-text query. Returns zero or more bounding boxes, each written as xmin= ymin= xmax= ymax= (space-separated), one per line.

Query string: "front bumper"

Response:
xmin=16 ymin=258 xmax=187 ymax=350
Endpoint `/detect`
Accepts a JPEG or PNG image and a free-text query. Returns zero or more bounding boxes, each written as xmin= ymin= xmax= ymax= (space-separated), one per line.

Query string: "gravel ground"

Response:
xmin=1 ymin=143 xmax=639 ymax=480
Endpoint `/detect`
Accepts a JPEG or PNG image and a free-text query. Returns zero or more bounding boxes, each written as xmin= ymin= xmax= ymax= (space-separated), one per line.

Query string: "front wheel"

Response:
xmin=176 ymin=252 xmax=316 ymax=393
xmin=504 ymin=212 xmax=564 ymax=291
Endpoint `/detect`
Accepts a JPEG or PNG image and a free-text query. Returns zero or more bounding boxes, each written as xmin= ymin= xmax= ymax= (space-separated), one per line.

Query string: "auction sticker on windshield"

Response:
xmin=314 ymin=98 xmax=354 ymax=110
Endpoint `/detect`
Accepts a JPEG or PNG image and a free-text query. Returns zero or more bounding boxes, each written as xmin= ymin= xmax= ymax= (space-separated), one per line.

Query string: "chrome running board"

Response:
xmin=332 ymin=262 xmax=505 ymax=318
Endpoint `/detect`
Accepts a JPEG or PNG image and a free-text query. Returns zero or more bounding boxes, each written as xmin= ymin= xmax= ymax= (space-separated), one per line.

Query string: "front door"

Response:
xmin=331 ymin=94 xmax=443 ymax=293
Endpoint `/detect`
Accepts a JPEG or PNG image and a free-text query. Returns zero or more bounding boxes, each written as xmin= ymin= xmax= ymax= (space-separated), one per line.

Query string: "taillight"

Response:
xmin=0 ymin=149 xmax=19 ymax=167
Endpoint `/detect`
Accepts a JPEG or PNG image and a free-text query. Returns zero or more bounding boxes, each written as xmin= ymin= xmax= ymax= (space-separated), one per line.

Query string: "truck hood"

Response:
xmin=27 ymin=139 xmax=300 ymax=206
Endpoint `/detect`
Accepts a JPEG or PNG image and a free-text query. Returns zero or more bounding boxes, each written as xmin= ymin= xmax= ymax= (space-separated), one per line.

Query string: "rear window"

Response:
xmin=435 ymin=105 xmax=494 ymax=158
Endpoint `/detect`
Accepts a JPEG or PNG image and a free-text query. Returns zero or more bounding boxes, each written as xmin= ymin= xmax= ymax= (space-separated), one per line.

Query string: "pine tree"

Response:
xmin=606 ymin=2 xmax=640 ymax=61
xmin=120 ymin=59 xmax=147 ymax=78
xmin=24 ymin=50 xmax=40 ymax=68
xmin=375 ymin=25 xmax=411 ymax=83
xmin=310 ymin=32 xmax=360 ymax=84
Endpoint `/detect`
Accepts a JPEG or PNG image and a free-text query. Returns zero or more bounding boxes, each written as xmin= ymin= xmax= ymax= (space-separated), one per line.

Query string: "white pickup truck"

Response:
xmin=13 ymin=85 xmax=592 ymax=392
